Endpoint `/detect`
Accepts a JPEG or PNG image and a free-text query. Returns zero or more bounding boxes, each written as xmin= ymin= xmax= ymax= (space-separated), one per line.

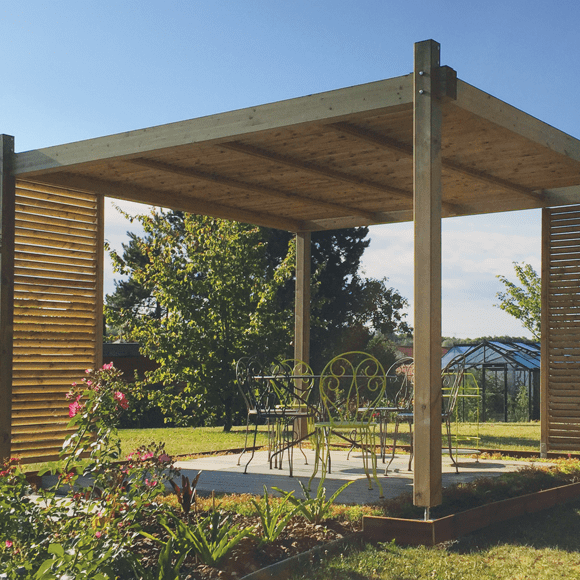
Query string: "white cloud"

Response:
xmin=362 ymin=212 xmax=541 ymax=338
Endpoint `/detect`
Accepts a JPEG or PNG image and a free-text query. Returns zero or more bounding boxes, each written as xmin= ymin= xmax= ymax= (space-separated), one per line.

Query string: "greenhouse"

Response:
xmin=442 ymin=341 xmax=541 ymax=422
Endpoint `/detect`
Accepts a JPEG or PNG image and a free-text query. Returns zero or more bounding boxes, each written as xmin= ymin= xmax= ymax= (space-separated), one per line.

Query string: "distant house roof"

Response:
xmin=441 ymin=341 xmax=540 ymax=371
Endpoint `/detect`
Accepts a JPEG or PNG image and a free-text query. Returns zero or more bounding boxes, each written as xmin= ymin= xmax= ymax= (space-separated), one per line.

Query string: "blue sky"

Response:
xmin=3 ymin=1 xmax=579 ymax=338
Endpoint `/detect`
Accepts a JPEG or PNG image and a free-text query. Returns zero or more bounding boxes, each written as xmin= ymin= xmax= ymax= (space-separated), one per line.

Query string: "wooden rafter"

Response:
xmin=331 ymin=121 xmax=545 ymax=202
xmin=221 ymin=141 xmax=414 ymax=200
xmin=25 ymin=173 xmax=309 ymax=232
xmin=127 ymin=157 xmax=379 ymax=223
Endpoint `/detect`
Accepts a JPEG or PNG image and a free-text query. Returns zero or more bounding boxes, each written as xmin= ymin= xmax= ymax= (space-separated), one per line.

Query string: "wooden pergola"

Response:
xmin=2 ymin=40 xmax=580 ymax=507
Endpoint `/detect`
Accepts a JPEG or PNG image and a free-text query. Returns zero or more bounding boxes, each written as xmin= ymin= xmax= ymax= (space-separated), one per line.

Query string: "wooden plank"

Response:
xmin=15 ymin=194 xmax=96 ymax=217
xmin=413 ymin=40 xmax=443 ymax=508
xmin=453 ymin=80 xmax=580 ymax=164
xmin=14 ymin=76 xmax=413 ymax=176
xmin=294 ymin=231 xmax=311 ymax=441
xmin=0 ymin=135 xmax=16 ymax=460
xmin=94 ymin=195 xmax=104 ymax=371
xmin=16 ymin=243 xmax=96 ymax=262
xmin=31 ymin=172 xmax=311 ymax=232
xmin=16 ymin=180 xmax=98 ymax=203
xmin=15 ymin=228 xmax=97 ymax=249
xmin=14 ymin=277 xmax=98 ymax=292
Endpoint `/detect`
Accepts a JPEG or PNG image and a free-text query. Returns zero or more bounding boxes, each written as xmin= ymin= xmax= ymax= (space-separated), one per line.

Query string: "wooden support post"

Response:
xmin=413 ymin=40 xmax=443 ymax=508
xmin=540 ymin=208 xmax=550 ymax=458
xmin=0 ymin=135 xmax=15 ymax=461
xmin=95 ymin=194 xmax=105 ymax=370
xmin=294 ymin=231 xmax=311 ymax=439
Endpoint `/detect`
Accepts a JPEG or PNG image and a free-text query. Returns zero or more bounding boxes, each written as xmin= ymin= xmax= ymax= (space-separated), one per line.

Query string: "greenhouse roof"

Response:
xmin=442 ymin=341 xmax=540 ymax=371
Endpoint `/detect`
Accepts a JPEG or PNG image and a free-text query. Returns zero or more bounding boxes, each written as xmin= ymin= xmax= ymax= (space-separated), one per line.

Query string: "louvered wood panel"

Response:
xmin=545 ymin=206 xmax=580 ymax=451
xmin=11 ymin=182 xmax=102 ymax=463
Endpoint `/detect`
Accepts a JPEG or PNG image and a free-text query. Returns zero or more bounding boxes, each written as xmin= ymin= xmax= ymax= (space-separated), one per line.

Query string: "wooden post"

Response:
xmin=540 ymin=208 xmax=550 ymax=458
xmin=413 ymin=40 xmax=443 ymax=508
xmin=294 ymin=231 xmax=311 ymax=439
xmin=0 ymin=135 xmax=15 ymax=461
xmin=95 ymin=194 xmax=105 ymax=370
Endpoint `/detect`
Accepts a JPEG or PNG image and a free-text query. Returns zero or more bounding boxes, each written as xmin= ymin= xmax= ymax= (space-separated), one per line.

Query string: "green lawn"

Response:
xmin=296 ymin=498 xmax=580 ymax=579
xmin=118 ymin=425 xmax=270 ymax=457
xmin=117 ymin=421 xmax=543 ymax=459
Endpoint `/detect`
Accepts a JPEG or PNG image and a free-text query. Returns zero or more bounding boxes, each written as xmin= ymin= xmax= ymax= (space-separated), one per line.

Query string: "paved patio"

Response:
xmin=175 ymin=448 xmax=539 ymax=504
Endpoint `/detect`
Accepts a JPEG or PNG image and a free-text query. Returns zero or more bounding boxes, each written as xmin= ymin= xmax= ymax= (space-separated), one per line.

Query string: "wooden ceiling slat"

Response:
xmin=331 ymin=120 xmax=545 ymax=203
xmin=128 ymin=156 xmax=379 ymax=222
xmin=221 ymin=140 xmax=414 ymax=201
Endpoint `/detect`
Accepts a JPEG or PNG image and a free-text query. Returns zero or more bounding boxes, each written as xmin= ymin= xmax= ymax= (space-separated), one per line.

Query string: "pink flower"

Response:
xmin=102 ymin=362 xmax=114 ymax=371
xmin=69 ymin=400 xmax=83 ymax=418
xmin=5 ymin=540 xmax=13 ymax=548
xmin=114 ymin=391 xmax=129 ymax=410
xmin=95 ymin=531 xmax=102 ymax=539
xmin=158 ymin=453 xmax=171 ymax=463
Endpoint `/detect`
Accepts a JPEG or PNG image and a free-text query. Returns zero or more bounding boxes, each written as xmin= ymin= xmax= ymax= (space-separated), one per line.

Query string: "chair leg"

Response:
xmin=237 ymin=414 xmax=251 ymax=466
xmin=385 ymin=419 xmax=400 ymax=475
xmin=243 ymin=422 xmax=259 ymax=474
xmin=308 ymin=427 xmax=329 ymax=491
xmin=446 ymin=418 xmax=458 ymax=473
xmin=364 ymin=428 xmax=383 ymax=498
xmin=407 ymin=421 xmax=413 ymax=471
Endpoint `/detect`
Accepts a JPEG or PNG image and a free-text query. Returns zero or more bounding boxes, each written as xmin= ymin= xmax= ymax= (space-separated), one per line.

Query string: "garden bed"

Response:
xmin=363 ymin=481 xmax=580 ymax=546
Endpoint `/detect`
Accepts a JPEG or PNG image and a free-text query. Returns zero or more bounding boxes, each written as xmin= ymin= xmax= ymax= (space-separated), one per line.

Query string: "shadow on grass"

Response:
xmin=478 ymin=435 xmax=540 ymax=450
xmin=449 ymin=498 xmax=580 ymax=554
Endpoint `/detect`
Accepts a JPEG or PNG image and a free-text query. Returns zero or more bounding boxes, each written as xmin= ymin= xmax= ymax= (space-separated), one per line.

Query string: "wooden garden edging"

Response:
xmin=363 ymin=481 xmax=580 ymax=546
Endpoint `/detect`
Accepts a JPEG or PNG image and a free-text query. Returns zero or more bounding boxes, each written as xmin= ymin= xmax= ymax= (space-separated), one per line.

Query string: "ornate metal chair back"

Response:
xmin=385 ymin=356 xmax=414 ymax=411
xmin=319 ymin=352 xmax=386 ymax=424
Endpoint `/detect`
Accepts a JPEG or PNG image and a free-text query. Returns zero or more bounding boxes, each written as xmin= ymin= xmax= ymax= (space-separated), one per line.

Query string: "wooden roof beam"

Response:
xmin=331 ymin=121 xmax=545 ymax=202
xmin=14 ymin=76 xmax=413 ymax=176
xmin=221 ymin=141 xmax=414 ymax=201
xmin=23 ymin=173 xmax=310 ymax=232
xmin=127 ymin=157 xmax=379 ymax=222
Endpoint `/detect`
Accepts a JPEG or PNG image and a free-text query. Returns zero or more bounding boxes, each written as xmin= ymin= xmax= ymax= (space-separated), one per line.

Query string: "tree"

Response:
xmin=264 ymin=228 xmax=412 ymax=370
xmin=495 ymin=262 xmax=541 ymax=340
xmin=105 ymin=210 xmax=295 ymax=430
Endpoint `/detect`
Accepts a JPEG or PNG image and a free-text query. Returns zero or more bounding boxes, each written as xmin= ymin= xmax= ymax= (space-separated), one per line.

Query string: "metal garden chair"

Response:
xmin=235 ymin=356 xmax=316 ymax=476
xmin=308 ymin=352 xmax=386 ymax=497
xmin=386 ymin=354 xmax=466 ymax=474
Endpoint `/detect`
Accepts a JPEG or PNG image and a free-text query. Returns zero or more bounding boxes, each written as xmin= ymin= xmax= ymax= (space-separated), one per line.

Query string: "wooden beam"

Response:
xmin=540 ymin=208 xmax=550 ymax=458
xmin=14 ymin=76 xmax=413 ymax=176
xmin=454 ymin=80 xmax=580 ymax=164
xmin=23 ymin=173 xmax=310 ymax=232
xmin=0 ymin=135 xmax=15 ymax=460
xmin=95 ymin=194 xmax=104 ymax=370
xmin=331 ymin=121 xmax=544 ymax=203
xmin=294 ymin=231 xmax=311 ymax=440
xmin=294 ymin=231 xmax=311 ymax=365
xmin=221 ymin=141 xmax=413 ymax=201
xmin=412 ymin=40 xmax=443 ymax=509
xmin=128 ymin=157 xmax=378 ymax=222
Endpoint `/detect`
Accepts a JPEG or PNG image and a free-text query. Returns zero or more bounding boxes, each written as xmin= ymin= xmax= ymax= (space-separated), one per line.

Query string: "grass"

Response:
xmin=118 ymin=425 xmax=270 ymax=457
xmin=116 ymin=421 xmax=543 ymax=459
xmin=294 ymin=498 xmax=580 ymax=579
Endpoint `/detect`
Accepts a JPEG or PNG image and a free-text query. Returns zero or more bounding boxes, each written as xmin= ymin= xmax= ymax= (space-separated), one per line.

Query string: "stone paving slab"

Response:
xmin=175 ymin=449 xmax=538 ymax=504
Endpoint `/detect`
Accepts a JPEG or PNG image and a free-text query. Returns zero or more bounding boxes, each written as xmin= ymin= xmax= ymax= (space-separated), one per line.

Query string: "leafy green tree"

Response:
xmin=264 ymin=228 xmax=411 ymax=370
xmin=495 ymin=262 xmax=541 ymax=340
xmin=105 ymin=210 xmax=295 ymax=430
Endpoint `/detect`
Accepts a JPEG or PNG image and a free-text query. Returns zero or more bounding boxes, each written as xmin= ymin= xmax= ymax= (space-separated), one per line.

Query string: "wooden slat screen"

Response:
xmin=545 ymin=205 xmax=580 ymax=451
xmin=11 ymin=181 xmax=102 ymax=463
